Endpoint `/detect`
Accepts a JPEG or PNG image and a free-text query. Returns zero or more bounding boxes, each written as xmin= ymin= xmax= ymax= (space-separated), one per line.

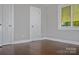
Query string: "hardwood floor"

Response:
xmin=0 ymin=40 xmax=79 ymax=55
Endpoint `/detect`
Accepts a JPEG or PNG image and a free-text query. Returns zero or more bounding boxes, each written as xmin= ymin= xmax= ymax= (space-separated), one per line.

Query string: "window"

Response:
xmin=61 ymin=6 xmax=71 ymax=26
xmin=59 ymin=5 xmax=79 ymax=30
xmin=73 ymin=5 xmax=79 ymax=27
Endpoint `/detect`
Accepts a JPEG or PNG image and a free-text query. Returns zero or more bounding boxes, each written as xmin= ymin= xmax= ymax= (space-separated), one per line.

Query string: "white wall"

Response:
xmin=1 ymin=4 xmax=78 ymax=44
xmin=3 ymin=4 xmax=79 ymax=44
xmin=14 ymin=4 xmax=47 ymax=42
xmin=14 ymin=4 xmax=29 ymax=42
xmin=45 ymin=4 xmax=79 ymax=42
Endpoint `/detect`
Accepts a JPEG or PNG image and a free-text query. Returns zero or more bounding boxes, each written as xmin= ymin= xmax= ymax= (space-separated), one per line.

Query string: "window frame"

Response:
xmin=58 ymin=4 xmax=79 ymax=30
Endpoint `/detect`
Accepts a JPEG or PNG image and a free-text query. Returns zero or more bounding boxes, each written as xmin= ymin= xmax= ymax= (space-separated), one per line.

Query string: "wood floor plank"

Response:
xmin=0 ymin=40 xmax=79 ymax=55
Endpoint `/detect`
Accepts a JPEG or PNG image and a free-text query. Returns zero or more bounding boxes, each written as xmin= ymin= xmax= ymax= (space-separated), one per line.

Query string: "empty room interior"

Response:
xmin=0 ymin=4 xmax=79 ymax=55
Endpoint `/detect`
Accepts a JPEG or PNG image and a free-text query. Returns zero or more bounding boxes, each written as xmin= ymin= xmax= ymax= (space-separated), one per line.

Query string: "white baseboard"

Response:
xmin=0 ymin=44 xmax=2 ymax=46
xmin=1 ymin=38 xmax=44 ymax=46
xmin=1 ymin=37 xmax=79 ymax=46
xmin=13 ymin=38 xmax=43 ymax=44
xmin=42 ymin=37 xmax=79 ymax=45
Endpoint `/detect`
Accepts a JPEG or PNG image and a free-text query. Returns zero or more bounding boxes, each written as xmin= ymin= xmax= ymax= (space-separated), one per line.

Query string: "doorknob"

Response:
xmin=32 ymin=25 xmax=34 ymax=28
xmin=0 ymin=24 xmax=2 ymax=26
xmin=9 ymin=25 xmax=12 ymax=27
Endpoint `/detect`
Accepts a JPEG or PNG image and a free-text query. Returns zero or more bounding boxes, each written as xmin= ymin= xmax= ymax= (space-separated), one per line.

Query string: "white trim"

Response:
xmin=42 ymin=37 xmax=79 ymax=45
xmin=1 ymin=37 xmax=79 ymax=46
xmin=0 ymin=44 xmax=2 ymax=46
xmin=2 ymin=38 xmax=44 ymax=46
xmin=14 ymin=38 xmax=43 ymax=44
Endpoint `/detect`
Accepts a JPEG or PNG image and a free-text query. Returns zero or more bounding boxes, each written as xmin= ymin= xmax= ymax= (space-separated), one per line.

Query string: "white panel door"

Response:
xmin=2 ymin=5 xmax=14 ymax=45
xmin=0 ymin=5 xmax=2 ymax=46
xmin=30 ymin=6 xmax=41 ymax=40
xmin=2 ymin=5 xmax=14 ymax=54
